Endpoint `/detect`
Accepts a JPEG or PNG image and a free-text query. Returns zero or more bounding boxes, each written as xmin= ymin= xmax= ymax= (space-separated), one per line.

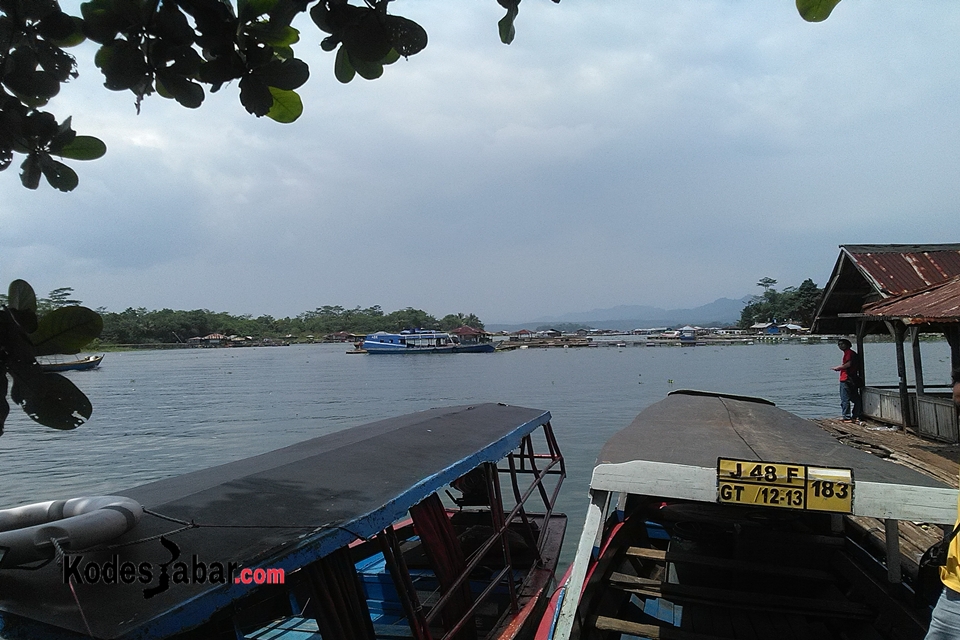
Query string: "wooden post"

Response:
xmin=856 ymin=320 xmax=867 ymax=387
xmin=946 ymin=325 xmax=960 ymax=374
xmin=884 ymin=519 xmax=901 ymax=584
xmin=909 ymin=326 xmax=925 ymax=397
xmin=892 ymin=322 xmax=912 ymax=428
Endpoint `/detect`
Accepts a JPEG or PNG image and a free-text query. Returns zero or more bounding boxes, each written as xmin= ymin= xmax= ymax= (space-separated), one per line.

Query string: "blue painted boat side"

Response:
xmin=362 ymin=331 xmax=493 ymax=354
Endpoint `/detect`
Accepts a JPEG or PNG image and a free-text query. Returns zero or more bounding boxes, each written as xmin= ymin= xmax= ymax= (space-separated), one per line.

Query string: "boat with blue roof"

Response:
xmin=361 ymin=330 xmax=495 ymax=354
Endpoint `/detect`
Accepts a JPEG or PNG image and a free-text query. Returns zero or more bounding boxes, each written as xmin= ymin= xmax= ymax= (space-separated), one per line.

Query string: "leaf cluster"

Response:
xmin=1 ymin=0 xmax=563 ymax=191
xmin=0 ymin=279 xmax=103 ymax=434
xmin=1 ymin=0 xmax=838 ymax=192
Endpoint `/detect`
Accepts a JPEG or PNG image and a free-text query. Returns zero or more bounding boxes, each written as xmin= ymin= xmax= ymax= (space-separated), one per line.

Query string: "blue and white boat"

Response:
xmin=0 ymin=404 xmax=566 ymax=640
xmin=362 ymin=330 xmax=495 ymax=354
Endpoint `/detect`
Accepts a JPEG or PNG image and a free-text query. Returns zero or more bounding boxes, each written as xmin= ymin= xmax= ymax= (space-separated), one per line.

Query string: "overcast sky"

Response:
xmin=4 ymin=1 xmax=960 ymax=323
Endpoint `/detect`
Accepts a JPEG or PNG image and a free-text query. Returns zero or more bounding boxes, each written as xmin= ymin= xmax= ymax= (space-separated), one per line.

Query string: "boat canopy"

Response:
xmin=0 ymin=403 xmax=551 ymax=640
xmin=552 ymin=390 xmax=960 ymax=640
xmin=592 ymin=390 xmax=954 ymax=523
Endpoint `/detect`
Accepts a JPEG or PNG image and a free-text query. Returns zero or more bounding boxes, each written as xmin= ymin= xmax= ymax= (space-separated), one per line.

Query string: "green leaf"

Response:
xmin=3 ymin=68 xmax=63 ymax=102
xmin=342 ymin=11 xmax=392 ymax=62
xmin=37 ymin=11 xmax=81 ymax=42
xmin=10 ymin=370 xmax=92 ymax=430
xmin=81 ymin=0 xmax=127 ymax=43
xmin=796 ymin=0 xmax=841 ymax=22
xmin=381 ymin=48 xmax=400 ymax=66
xmin=153 ymin=1 xmax=194 ymax=46
xmin=349 ymin=53 xmax=383 ymax=81
xmin=94 ymin=40 xmax=150 ymax=91
xmin=266 ymin=87 xmax=302 ymax=123
xmin=320 ymin=36 xmax=338 ymax=52
xmin=56 ymin=136 xmax=107 ymax=161
xmin=50 ymin=17 xmax=88 ymax=48
xmin=39 ymin=154 xmax=79 ymax=192
xmin=8 ymin=280 xmax=38 ymax=314
xmin=19 ymin=154 xmax=42 ymax=189
xmin=198 ymin=53 xmax=245 ymax=87
xmin=272 ymin=44 xmax=294 ymax=60
xmin=334 ymin=45 xmax=355 ymax=84
xmin=239 ymin=74 xmax=274 ymax=116
xmin=155 ymin=72 xmax=205 ymax=108
xmin=498 ymin=3 xmax=519 ymax=45
xmin=256 ymin=58 xmax=309 ymax=90
xmin=249 ymin=23 xmax=300 ymax=47
xmin=309 ymin=2 xmax=332 ymax=33
xmin=30 ymin=306 xmax=103 ymax=355
xmin=384 ymin=15 xmax=427 ymax=57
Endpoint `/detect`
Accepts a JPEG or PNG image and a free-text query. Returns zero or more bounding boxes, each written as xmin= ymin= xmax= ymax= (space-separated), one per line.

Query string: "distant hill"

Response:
xmin=487 ymin=297 xmax=752 ymax=332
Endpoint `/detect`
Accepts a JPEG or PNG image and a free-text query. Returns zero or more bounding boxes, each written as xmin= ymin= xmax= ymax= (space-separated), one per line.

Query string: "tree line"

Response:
xmin=96 ymin=304 xmax=485 ymax=345
xmin=738 ymin=278 xmax=823 ymax=329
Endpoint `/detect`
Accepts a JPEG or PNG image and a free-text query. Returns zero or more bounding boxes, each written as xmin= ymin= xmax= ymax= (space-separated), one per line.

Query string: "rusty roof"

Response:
xmin=450 ymin=325 xmax=484 ymax=335
xmin=843 ymin=244 xmax=960 ymax=296
xmin=859 ymin=276 xmax=960 ymax=323
xmin=812 ymin=243 xmax=960 ymax=334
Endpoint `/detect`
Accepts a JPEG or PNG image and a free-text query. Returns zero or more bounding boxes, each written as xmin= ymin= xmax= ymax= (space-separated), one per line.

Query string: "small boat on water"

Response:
xmin=38 ymin=354 xmax=104 ymax=372
xmin=362 ymin=330 xmax=495 ymax=354
xmin=538 ymin=390 xmax=957 ymax=640
xmin=0 ymin=403 xmax=566 ymax=640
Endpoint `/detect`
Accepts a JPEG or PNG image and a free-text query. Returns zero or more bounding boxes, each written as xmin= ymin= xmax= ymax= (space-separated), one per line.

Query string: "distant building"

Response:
xmin=537 ymin=329 xmax=562 ymax=338
xmin=450 ymin=326 xmax=488 ymax=344
xmin=777 ymin=324 xmax=805 ymax=334
xmin=750 ymin=323 xmax=779 ymax=335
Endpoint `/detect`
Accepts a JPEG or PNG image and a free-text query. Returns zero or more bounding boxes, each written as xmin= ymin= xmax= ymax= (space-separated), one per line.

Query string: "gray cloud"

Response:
xmin=3 ymin=1 xmax=960 ymax=322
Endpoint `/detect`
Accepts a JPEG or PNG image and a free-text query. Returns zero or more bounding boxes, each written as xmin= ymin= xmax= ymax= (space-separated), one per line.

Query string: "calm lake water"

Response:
xmin=0 ymin=339 xmax=952 ymax=564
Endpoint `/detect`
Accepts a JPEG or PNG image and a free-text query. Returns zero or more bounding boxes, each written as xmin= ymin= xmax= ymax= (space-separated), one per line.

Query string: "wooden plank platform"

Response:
xmin=815 ymin=416 xmax=960 ymax=577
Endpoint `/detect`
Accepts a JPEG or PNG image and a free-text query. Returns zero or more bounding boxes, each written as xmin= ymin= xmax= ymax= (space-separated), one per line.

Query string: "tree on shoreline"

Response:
xmin=738 ymin=278 xmax=822 ymax=329
xmin=97 ymin=303 xmax=486 ymax=344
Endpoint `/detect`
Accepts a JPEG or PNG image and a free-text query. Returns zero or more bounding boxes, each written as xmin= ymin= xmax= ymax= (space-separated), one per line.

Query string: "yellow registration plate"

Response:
xmin=716 ymin=458 xmax=853 ymax=513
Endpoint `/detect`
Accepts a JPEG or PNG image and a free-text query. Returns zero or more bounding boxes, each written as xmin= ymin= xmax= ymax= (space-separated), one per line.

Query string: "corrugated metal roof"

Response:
xmin=844 ymin=244 xmax=960 ymax=296
xmin=860 ymin=276 xmax=960 ymax=322
xmin=450 ymin=325 xmax=483 ymax=335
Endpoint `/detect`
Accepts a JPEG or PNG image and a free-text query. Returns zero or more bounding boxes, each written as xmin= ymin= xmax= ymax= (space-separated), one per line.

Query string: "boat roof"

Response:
xmin=0 ymin=403 xmax=550 ymax=640
xmin=591 ymin=390 xmax=957 ymax=523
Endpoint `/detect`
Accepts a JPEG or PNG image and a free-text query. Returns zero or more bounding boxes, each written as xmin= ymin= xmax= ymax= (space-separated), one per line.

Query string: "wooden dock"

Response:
xmin=815 ymin=416 xmax=960 ymax=581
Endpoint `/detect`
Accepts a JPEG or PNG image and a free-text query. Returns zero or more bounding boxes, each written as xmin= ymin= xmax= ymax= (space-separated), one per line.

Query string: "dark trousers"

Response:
xmin=840 ymin=381 xmax=861 ymax=420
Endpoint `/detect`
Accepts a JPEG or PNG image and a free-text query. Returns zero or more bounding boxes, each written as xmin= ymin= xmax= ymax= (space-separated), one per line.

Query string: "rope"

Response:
xmin=53 ymin=537 xmax=95 ymax=637
xmin=53 ymin=508 xmax=366 ymax=556
xmin=50 ymin=536 xmax=65 ymax=567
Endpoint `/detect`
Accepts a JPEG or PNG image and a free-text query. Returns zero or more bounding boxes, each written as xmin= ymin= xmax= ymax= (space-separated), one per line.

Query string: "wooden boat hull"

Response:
xmin=541 ymin=390 xmax=957 ymax=640
xmin=364 ymin=344 xmax=495 ymax=354
xmin=39 ymin=354 xmax=103 ymax=372
xmin=543 ymin=502 xmax=930 ymax=640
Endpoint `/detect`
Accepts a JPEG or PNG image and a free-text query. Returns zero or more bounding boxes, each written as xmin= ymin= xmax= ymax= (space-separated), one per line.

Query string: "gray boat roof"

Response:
xmin=591 ymin=390 xmax=957 ymax=523
xmin=0 ymin=403 xmax=550 ymax=640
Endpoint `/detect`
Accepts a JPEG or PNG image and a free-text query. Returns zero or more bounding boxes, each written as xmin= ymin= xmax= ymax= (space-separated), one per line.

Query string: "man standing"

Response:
xmin=832 ymin=338 xmax=861 ymax=423
xmin=924 ymin=369 xmax=960 ymax=639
